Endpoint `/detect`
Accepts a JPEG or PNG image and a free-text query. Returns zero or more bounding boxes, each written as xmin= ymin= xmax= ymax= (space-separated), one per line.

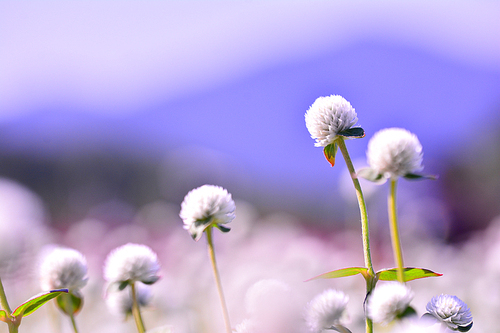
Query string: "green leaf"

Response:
xmin=142 ymin=276 xmax=160 ymax=285
xmin=118 ymin=281 xmax=130 ymax=291
xmin=397 ymin=306 xmax=417 ymax=320
xmin=0 ymin=310 xmax=8 ymax=323
xmin=12 ymin=289 xmax=68 ymax=317
xmin=377 ymin=267 xmax=442 ymax=282
xmin=357 ymin=167 xmax=386 ymax=184
xmin=457 ymin=322 xmax=473 ymax=332
xmin=56 ymin=292 xmax=83 ymax=316
xmin=403 ymin=173 xmax=438 ymax=181
xmin=306 ymin=267 xmax=368 ymax=281
xmin=338 ymin=127 xmax=365 ymax=138
xmin=216 ymin=224 xmax=231 ymax=233
xmin=323 ymin=142 xmax=338 ymax=167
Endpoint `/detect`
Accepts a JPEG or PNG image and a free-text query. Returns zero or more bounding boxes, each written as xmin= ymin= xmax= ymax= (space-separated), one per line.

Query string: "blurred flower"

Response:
xmin=304 ymin=289 xmax=349 ymax=333
xmin=39 ymin=246 xmax=88 ymax=292
xmin=105 ymin=282 xmax=152 ymax=319
xmin=366 ymin=128 xmax=423 ymax=180
xmin=104 ymin=243 xmax=160 ymax=287
xmin=305 ymin=95 xmax=359 ymax=147
xmin=425 ymin=294 xmax=473 ymax=331
xmin=367 ymin=282 xmax=414 ymax=325
xmin=179 ymin=184 xmax=235 ymax=241
xmin=234 ymin=319 xmax=256 ymax=333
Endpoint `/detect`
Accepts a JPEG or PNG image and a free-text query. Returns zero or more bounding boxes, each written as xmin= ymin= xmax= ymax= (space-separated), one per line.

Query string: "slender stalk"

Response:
xmin=388 ymin=178 xmax=405 ymax=283
xmin=337 ymin=138 xmax=375 ymax=333
xmin=69 ymin=313 xmax=79 ymax=333
xmin=130 ymin=282 xmax=146 ymax=333
xmin=206 ymin=227 xmax=232 ymax=333
xmin=337 ymin=138 xmax=375 ymax=277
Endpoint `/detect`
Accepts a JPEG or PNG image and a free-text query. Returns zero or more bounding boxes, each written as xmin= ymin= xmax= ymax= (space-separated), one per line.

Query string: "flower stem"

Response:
xmin=337 ymin=138 xmax=375 ymax=277
xmin=337 ymin=138 xmax=375 ymax=333
xmin=206 ymin=227 xmax=232 ymax=333
xmin=130 ymin=282 xmax=146 ymax=333
xmin=69 ymin=313 xmax=79 ymax=333
xmin=388 ymin=178 xmax=405 ymax=283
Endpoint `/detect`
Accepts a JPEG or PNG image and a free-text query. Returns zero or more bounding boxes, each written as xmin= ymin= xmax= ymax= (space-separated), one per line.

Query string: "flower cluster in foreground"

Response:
xmin=425 ymin=294 xmax=473 ymax=331
xmin=39 ymin=246 xmax=88 ymax=292
xmin=304 ymin=289 xmax=349 ymax=333
xmin=367 ymin=282 xmax=414 ymax=325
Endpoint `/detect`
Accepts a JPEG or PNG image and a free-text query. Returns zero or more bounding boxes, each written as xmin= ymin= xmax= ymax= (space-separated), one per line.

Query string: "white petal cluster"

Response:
xmin=104 ymin=243 xmax=160 ymax=285
xmin=426 ymin=294 xmax=472 ymax=330
xmin=180 ymin=185 xmax=235 ymax=241
xmin=367 ymin=282 xmax=414 ymax=325
xmin=105 ymin=282 xmax=152 ymax=318
xmin=305 ymin=95 xmax=359 ymax=147
xmin=367 ymin=128 xmax=423 ymax=179
xmin=304 ymin=289 xmax=349 ymax=333
xmin=39 ymin=247 xmax=88 ymax=291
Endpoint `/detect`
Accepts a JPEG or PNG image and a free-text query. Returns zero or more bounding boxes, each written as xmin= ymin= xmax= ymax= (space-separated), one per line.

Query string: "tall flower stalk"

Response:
xmin=388 ymin=179 xmax=404 ymax=282
xmin=180 ymin=184 xmax=236 ymax=333
xmin=305 ymin=95 xmax=374 ymax=333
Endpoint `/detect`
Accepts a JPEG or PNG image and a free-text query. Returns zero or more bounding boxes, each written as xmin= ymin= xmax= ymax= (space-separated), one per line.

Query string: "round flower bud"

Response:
xmin=304 ymin=289 xmax=349 ymax=333
xmin=367 ymin=282 xmax=414 ymax=325
xmin=305 ymin=95 xmax=359 ymax=147
xmin=367 ymin=128 xmax=423 ymax=179
xmin=39 ymin=246 xmax=88 ymax=292
xmin=180 ymin=185 xmax=235 ymax=241
xmin=425 ymin=294 xmax=472 ymax=331
xmin=104 ymin=243 xmax=160 ymax=286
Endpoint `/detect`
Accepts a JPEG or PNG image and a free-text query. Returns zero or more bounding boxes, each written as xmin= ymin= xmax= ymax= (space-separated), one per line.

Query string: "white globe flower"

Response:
xmin=305 ymin=95 xmax=360 ymax=147
xmin=367 ymin=282 xmax=414 ymax=325
xmin=366 ymin=128 xmax=423 ymax=179
xmin=39 ymin=247 xmax=88 ymax=292
xmin=304 ymin=289 xmax=349 ymax=333
xmin=180 ymin=185 xmax=235 ymax=241
xmin=104 ymin=243 xmax=160 ymax=286
xmin=425 ymin=294 xmax=472 ymax=331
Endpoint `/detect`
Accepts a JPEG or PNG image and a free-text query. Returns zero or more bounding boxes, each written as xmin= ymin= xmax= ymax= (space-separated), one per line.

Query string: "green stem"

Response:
xmin=69 ymin=313 xmax=79 ymax=333
xmin=337 ymin=138 xmax=375 ymax=277
xmin=206 ymin=227 xmax=232 ymax=333
xmin=130 ymin=282 xmax=146 ymax=333
xmin=388 ymin=178 xmax=405 ymax=283
xmin=337 ymin=138 xmax=374 ymax=333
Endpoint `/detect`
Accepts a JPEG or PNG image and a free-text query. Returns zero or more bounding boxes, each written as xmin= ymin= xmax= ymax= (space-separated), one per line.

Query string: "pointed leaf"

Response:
xmin=377 ymin=267 xmax=442 ymax=282
xmin=306 ymin=267 xmax=368 ymax=281
xmin=56 ymin=292 xmax=83 ymax=316
xmin=338 ymin=127 xmax=365 ymax=138
xmin=323 ymin=142 xmax=338 ymax=167
xmin=403 ymin=173 xmax=438 ymax=181
xmin=118 ymin=281 xmax=130 ymax=291
xmin=457 ymin=322 xmax=473 ymax=332
xmin=0 ymin=310 xmax=8 ymax=323
xmin=216 ymin=224 xmax=231 ymax=233
xmin=357 ymin=167 xmax=386 ymax=184
xmin=12 ymin=289 xmax=68 ymax=317
xmin=141 ymin=276 xmax=160 ymax=285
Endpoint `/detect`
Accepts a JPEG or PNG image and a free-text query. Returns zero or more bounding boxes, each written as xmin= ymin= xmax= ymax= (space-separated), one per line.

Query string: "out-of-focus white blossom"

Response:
xmin=39 ymin=246 xmax=88 ymax=292
xmin=304 ymin=289 xmax=349 ymax=333
xmin=104 ymin=243 xmax=160 ymax=286
xmin=367 ymin=128 xmax=423 ymax=179
xmin=180 ymin=184 xmax=235 ymax=241
xmin=105 ymin=282 xmax=152 ymax=318
xmin=425 ymin=294 xmax=473 ymax=331
xmin=305 ymin=95 xmax=359 ymax=147
xmin=367 ymin=282 xmax=414 ymax=325
xmin=234 ymin=319 xmax=256 ymax=333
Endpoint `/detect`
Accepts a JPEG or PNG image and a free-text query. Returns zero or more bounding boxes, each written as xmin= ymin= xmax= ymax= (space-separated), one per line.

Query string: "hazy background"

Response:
xmin=0 ymin=1 xmax=499 ymax=242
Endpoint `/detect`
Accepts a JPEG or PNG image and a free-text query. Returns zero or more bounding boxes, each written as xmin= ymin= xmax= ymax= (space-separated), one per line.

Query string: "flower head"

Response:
xmin=305 ymin=95 xmax=360 ymax=147
xmin=425 ymin=294 xmax=472 ymax=331
xmin=367 ymin=282 xmax=414 ymax=325
xmin=366 ymin=128 xmax=423 ymax=180
xmin=105 ymin=282 xmax=152 ymax=318
xmin=180 ymin=184 xmax=235 ymax=241
xmin=104 ymin=243 xmax=160 ymax=287
xmin=39 ymin=246 xmax=88 ymax=292
xmin=304 ymin=289 xmax=349 ymax=333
